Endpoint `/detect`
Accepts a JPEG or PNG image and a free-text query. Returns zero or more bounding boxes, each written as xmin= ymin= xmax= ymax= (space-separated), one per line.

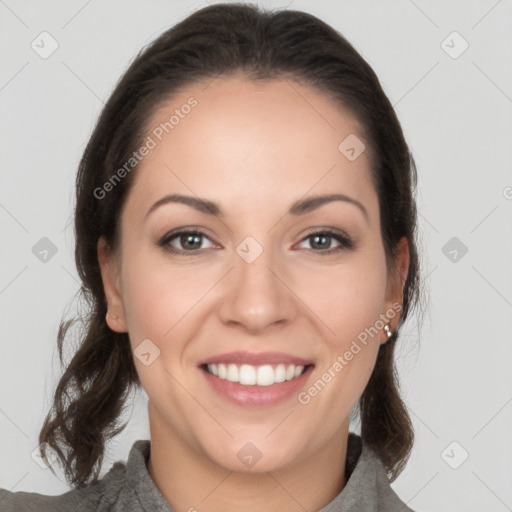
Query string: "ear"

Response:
xmin=97 ymin=236 xmax=127 ymax=332
xmin=381 ymin=236 xmax=409 ymax=341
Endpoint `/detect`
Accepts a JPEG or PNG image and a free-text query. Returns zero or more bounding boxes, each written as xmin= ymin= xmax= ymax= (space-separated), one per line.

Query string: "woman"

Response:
xmin=0 ymin=3 xmax=423 ymax=510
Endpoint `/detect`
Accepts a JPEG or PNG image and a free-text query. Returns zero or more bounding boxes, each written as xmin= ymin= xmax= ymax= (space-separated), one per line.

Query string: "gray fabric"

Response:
xmin=0 ymin=435 xmax=414 ymax=511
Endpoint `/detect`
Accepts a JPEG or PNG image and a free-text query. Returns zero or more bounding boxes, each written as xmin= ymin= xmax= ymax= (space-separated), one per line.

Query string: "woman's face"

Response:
xmin=99 ymin=73 xmax=408 ymax=473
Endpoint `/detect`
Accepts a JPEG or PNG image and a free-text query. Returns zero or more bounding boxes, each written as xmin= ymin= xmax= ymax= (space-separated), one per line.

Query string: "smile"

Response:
xmin=204 ymin=363 xmax=308 ymax=386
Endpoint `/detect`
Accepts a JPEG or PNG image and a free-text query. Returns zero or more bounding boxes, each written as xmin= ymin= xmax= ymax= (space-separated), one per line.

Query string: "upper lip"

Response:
xmin=198 ymin=351 xmax=314 ymax=367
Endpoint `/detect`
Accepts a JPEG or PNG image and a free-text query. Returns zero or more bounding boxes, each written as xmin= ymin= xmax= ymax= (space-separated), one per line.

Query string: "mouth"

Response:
xmin=201 ymin=362 xmax=312 ymax=386
xmin=198 ymin=351 xmax=315 ymax=407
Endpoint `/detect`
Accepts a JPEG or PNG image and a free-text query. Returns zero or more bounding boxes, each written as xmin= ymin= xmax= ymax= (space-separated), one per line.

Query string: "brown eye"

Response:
xmin=297 ymin=230 xmax=354 ymax=255
xmin=158 ymin=230 xmax=215 ymax=255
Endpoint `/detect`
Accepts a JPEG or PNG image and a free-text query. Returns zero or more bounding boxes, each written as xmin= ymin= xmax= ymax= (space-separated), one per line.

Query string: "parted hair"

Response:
xmin=39 ymin=2 xmax=423 ymax=487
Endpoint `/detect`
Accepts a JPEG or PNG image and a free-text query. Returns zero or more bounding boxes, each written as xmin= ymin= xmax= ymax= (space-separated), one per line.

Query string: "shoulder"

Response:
xmin=321 ymin=433 xmax=415 ymax=512
xmin=355 ymin=440 xmax=415 ymax=512
xmin=0 ymin=452 xmax=130 ymax=512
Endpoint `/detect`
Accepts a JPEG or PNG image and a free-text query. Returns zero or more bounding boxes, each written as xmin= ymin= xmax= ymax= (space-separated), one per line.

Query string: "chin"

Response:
xmin=199 ymin=433 xmax=305 ymax=474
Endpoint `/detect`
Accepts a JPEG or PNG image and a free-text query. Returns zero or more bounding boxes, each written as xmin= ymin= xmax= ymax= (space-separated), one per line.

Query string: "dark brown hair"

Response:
xmin=39 ymin=2 xmax=424 ymax=487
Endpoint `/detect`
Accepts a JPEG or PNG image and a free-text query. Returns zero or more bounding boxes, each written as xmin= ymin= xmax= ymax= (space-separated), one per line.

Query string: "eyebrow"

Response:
xmin=145 ymin=193 xmax=369 ymax=221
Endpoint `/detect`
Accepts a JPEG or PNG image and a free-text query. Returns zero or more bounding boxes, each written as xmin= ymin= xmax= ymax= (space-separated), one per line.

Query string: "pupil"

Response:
xmin=182 ymin=234 xmax=201 ymax=249
xmin=312 ymin=234 xmax=330 ymax=250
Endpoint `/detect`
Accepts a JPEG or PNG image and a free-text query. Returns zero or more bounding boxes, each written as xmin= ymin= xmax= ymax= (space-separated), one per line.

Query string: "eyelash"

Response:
xmin=157 ymin=228 xmax=354 ymax=256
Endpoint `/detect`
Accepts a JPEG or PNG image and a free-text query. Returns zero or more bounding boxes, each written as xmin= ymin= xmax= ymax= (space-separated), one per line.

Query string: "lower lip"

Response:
xmin=200 ymin=365 xmax=314 ymax=407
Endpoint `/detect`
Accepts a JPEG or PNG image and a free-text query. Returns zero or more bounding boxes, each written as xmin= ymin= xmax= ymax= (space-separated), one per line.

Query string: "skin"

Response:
xmin=98 ymin=72 xmax=409 ymax=512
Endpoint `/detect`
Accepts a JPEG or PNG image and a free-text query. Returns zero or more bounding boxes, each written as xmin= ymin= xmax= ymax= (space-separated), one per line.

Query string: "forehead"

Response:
xmin=126 ymin=73 xmax=377 ymax=218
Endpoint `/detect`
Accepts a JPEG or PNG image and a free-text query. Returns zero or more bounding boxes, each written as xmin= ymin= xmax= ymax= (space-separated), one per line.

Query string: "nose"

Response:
xmin=217 ymin=240 xmax=298 ymax=334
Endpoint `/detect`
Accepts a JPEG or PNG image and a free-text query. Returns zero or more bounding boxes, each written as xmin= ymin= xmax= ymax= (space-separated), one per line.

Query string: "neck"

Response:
xmin=146 ymin=407 xmax=349 ymax=512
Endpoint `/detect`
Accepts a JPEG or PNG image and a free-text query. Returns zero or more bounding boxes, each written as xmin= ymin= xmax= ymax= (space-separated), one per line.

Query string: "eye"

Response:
xmin=158 ymin=229 xmax=216 ymax=255
xmin=296 ymin=230 xmax=354 ymax=255
xmin=157 ymin=228 xmax=354 ymax=256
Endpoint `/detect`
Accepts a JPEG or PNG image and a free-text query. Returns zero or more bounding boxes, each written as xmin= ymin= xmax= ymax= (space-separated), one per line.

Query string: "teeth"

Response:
xmin=239 ymin=364 xmax=256 ymax=385
xmin=227 ymin=364 xmax=238 ymax=382
xmin=256 ymin=365 xmax=274 ymax=386
xmin=205 ymin=363 xmax=306 ymax=386
xmin=274 ymin=364 xmax=286 ymax=383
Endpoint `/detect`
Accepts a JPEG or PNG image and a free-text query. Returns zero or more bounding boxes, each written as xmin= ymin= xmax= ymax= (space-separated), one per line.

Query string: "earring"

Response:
xmin=107 ymin=311 xmax=118 ymax=320
xmin=380 ymin=324 xmax=394 ymax=346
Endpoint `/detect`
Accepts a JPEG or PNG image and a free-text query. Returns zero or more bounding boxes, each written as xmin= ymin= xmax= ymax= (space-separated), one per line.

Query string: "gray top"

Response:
xmin=0 ymin=434 xmax=414 ymax=511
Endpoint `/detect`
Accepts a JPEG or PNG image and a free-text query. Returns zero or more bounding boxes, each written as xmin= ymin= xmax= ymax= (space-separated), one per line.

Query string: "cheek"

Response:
xmin=300 ymin=252 xmax=388 ymax=343
xmin=120 ymin=250 xmax=211 ymax=341
xmin=119 ymin=252 xmax=204 ymax=398
xmin=298 ymin=248 xmax=387 ymax=408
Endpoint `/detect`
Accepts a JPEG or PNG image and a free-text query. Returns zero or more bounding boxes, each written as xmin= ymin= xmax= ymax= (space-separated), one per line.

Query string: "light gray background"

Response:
xmin=1 ymin=1 xmax=511 ymax=510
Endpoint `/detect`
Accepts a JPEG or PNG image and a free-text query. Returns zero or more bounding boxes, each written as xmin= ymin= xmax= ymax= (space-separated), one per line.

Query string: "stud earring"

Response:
xmin=106 ymin=311 xmax=118 ymax=320
xmin=380 ymin=324 xmax=394 ymax=346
